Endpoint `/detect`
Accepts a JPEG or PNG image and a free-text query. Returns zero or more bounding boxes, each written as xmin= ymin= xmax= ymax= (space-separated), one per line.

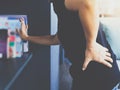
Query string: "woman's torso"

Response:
xmin=52 ymin=0 xmax=120 ymax=88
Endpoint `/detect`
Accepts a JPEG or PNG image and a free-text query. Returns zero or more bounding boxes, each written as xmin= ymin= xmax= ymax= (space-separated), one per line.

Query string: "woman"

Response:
xmin=18 ymin=0 xmax=120 ymax=89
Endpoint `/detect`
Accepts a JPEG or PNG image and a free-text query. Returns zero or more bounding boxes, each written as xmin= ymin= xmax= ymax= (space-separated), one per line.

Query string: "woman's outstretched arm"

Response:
xmin=17 ymin=18 xmax=60 ymax=46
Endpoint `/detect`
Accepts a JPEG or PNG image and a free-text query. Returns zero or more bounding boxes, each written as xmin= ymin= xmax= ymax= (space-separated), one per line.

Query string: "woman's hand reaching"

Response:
xmin=16 ymin=18 xmax=28 ymax=40
xmin=82 ymin=42 xmax=113 ymax=71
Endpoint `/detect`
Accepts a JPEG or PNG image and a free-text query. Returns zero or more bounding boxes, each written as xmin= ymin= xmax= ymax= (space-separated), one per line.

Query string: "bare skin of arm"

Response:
xmin=65 ymin=0 xmax=113 ymax=70
xmin=17 ymin=18 xmax=60 ymax=46
xmin=18 ymin=0 xmax=113 ymax=71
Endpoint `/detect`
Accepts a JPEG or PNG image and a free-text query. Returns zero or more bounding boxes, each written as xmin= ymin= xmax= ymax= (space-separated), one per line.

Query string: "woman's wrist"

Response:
xmin=23 ymin=35 xmax=29 ymax=41
xmin=86 ymin=41 xmax=97 ymax=48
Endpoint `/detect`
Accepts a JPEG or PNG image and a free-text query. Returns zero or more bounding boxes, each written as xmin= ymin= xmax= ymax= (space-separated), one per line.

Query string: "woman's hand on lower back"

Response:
xmin=82 ymin=42 xmax=113 ymax=71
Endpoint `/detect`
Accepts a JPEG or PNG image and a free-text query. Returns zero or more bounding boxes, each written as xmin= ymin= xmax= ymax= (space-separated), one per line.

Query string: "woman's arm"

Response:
xmin=17 ymin=18 xmax=60 ymax=46
xmin=25 ymin=34 xmax=60 ymax=46
xmin=65 ymin=0 xmax=113 ymax=70
xmin=77 ymin=0 xmax=99 ymax=46
xmin=65 ymin=0 xmax=99 ymax=48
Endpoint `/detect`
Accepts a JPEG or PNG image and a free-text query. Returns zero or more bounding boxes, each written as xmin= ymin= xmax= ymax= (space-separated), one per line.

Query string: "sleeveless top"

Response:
xmin=53 ymin=0 xmax=86 ymax=62
xmin=52 ymin=0 xmax=120 ymax=88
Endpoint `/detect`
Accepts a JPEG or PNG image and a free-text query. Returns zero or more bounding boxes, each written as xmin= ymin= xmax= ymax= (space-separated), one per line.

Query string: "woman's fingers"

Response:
xmin=82 ymin=56 xmax=113 ymax=71
xmin=83 ymin=43 xmax=113 ymax=71
xmin=99 ymin=52 xmax=113 ymax=68
xmin=104 ymin=47 xmax=109 ymax=52
xmin=100 ymin=59 xmax=112 ymax=68
xmin=82 ymin=57 xmax=91 ymax=71
xmin=105 ymin=55 xmax=113 ymax=63
xmin=19 ymin=17 xmax=25 ymax=25
xmin=19 ymin=18 xmax=28 ymax=32
xmin=19 ymin=17 xmax=24 ymax=21
xmin=106 ymin=52 xmax=111 ymax=57
xmin=25 ymin=25 xmax=28 ymax=32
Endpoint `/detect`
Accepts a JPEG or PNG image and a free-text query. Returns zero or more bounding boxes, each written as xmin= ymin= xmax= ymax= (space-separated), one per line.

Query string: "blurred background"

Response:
xmin=0 ymin=0 xmax=119 ymax=90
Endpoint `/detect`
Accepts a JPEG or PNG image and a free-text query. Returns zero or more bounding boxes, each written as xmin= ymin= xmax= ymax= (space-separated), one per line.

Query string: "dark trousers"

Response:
xmin=68 ymin=28 xmax=120 ymax=90
xmin=70 ymin=61 xmax=120 ymax=90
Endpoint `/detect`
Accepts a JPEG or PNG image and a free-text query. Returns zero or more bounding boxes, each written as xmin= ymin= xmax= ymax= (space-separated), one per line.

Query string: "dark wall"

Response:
xmin=0 ymin=0 xmax=50 ymax=90
xmin=0 ymin=0 xmax=50 ymax=52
